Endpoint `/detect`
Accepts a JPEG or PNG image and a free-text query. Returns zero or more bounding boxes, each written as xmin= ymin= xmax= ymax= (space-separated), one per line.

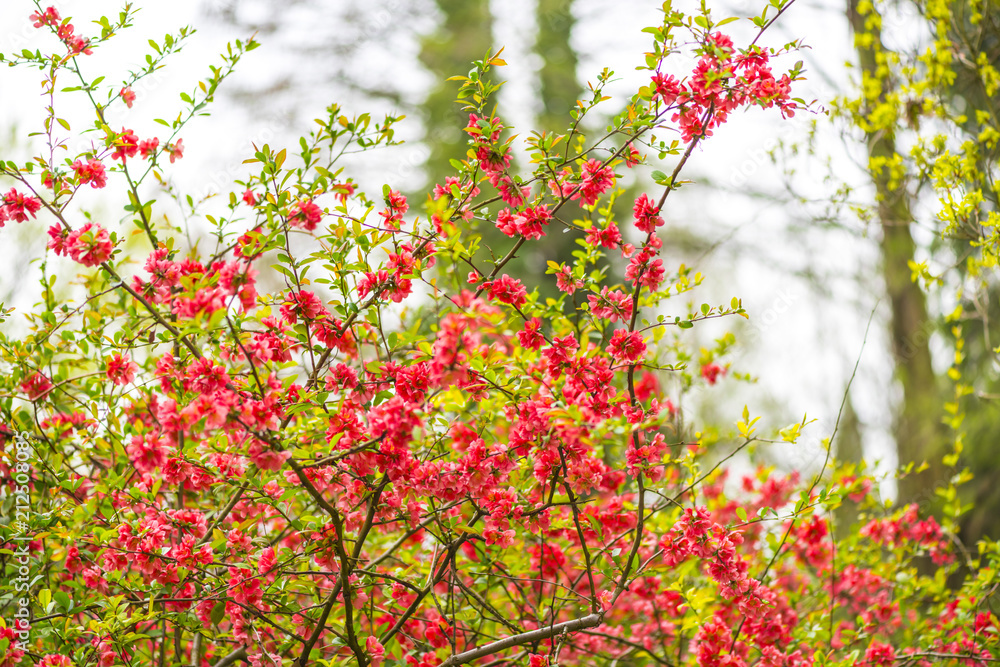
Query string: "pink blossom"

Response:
xmin=633 ymin=193 xmax=664 ymax=233
xmin=701 ymin=363 xmax=724 ymax=385
xmin=606 ymin=329 xmax=646 ymax=363
xmin=51 ymin=222 xmax=114 ymax=267
xmin=288 ymin=199 xmax=323 ymax=231
xmin=106 ymin=353 xmax=137 ymax=385
xmin=71 ymin=159 xmax=108 ymax=189
xmin=21 ymin=373 xmax=53 ymax=400
xmin=485 ymin=274 xmax=528 ymax=308
xmin=138 ymin=138 xmax=159 ymax=159
xmin=366 ymin=636 xmax=386 ymax=667
xmin=1 ymin=188 xmax=42 ymax=223
xmin=167 ymin=138 xmax=184 ymax=163
xmin=111 ymin=129 xmax=139 ymax=162
xmin=518 ymin=318 xmax=545 ymax=350
xmin=30 ymin=7 xmax=60 ymax=28
xmin=588 ymin=287 xmax=633 ymax=323
xmin=495 ymin=205 xmax=552 ymax=240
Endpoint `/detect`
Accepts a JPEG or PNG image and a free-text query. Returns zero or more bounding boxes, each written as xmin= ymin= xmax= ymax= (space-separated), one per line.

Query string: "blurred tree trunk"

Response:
xmin=419 ymin=0 xmax=494 ymax=190
xmin=535 ymin=0 xmax=580 ymax=133
xmin=845 ymin=0 xmax=947 ymax=506
xmin=420 ymin=0 xmax=588 ymax=297
xmin=834 ymin=395 xmax=863 ymax=538
xmin=934 ymin=1 xmax=1000 ymax=546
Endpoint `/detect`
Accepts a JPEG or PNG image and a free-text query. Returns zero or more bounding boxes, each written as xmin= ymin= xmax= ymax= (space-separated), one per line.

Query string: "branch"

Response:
xmin=439 ymin=613 xmax=604 ymax=667
xmin=212 ymin=647 xmax=247 ymax=667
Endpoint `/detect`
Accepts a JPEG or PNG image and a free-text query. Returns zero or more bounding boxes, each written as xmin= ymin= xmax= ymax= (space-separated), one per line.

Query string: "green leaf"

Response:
xmin=210 ymin=601 xmax=226 ymax=626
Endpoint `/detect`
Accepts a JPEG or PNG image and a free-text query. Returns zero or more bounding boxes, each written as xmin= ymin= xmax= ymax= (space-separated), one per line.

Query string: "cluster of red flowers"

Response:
xmin=19 ymin=372 xmax=53 ymax=401
xmin=109 ymin=128 xmax=182 ymax=164
xmin=0 ymin=188 xmax=42 ymax=226
xmin=860 ymin=503 xmax=953 ymax=565
xmin=652 ymin=33 xmax=797 ymax=142
xmin=546 ymin=158 xmax=617 ymax=207
xmin=483 ymin=274 xmax=528 ymax=308
xmin=431 ymin=176 xmax=478 ymax=233
xmin=106 ymin=353 xmax=138 ymax=386
xmin=47 ymin=222 xmax=114 ymax=266
xmin=633 ymin=193 xmax=664 ymax=233
xmin=30 ymin=6 xmax=92 ymax=55
xmin=71 ymin=159 xmax=108 ymax=189
xmin=465 ymin=113 xmax=526 ymax=207
xmin=588 ymin=286 xmax=633 ymax=323
xmin=288 ymin=198 xmax=323 ymax=231
xmin=495 ymin=204 xmax=552 ymax=240
xmin=125 ymin=246 xmax=259 ymax=316
xmin=378 ymin=189 xmax=409 ymax=229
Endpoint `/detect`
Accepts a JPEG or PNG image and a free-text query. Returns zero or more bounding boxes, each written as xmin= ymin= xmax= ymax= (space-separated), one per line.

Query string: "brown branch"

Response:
xmin=439 ymin=613 xmax=604 ymax=667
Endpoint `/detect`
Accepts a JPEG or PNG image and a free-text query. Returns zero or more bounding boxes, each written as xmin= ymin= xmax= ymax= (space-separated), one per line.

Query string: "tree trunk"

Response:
xmin=845 ymin=0 xmax=946 ymax=506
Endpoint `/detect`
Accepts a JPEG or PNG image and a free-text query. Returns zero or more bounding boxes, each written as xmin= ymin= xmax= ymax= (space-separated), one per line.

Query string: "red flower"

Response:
xmin=518 ymin=318 xmax=545 ymax=350
xmin=111 ymin=129 xmax=139 ymax=162
xmin=167 ymin=139 xmax=184 ymax=163
xmin=553 ymin=265 xmax=583 ymax=295
xmin=485 ymin=274 xmax=527 ymax=308
xmin=64 ymin=32 xmax=92 ymax=56
xmin=366 ymin=636 xmax=386 ymax=667
xmin=700 ymin=363 xmax=724 ymax=385
xmin=624 ymin=143 xmax=644 ymax=167
xmin=976 ymin=611 xmax=996 ymax=635
xmin=120 ymin=86 xmax=136 ymax=108
xmin=288 ymin=199 xmax=323 ymax=231
xmin=588 ymin=286 xmax=633 ymax=323
xmin=30 ymin=7 xmax=61 ymax=28
xmin=242 ymin=189 xmax=257 ymax=206
xmin=71 ymin=159 xmax=107 ymax=189
xmin=1 ymin=188 xmax=42 ymax=223
xmin=378 ymin=189 xmax=408 ymax=229
xmin=138 ymin=138 xmax=159 ymax=159
xmin=50 ymin=222 xmax=114 ymax=267
xmin=633 ymin=193 xmax=664 ymax=233
xmin=863 ymin=642 xmax=896 ymax=667
xmin=652 ymin=72 xmax=683 ymax=105
xmin=495 ymin=205 xmax=551 ymax=240
xmin=585 ymin=222 xmax=623 ymax=249
xmin=21 ymin=373 xmax=53 ymax=400
xmin=106 ymin=353 xmax=137 ymax=385
xmin=625 ymin=249 xmax=666 ymax=291
xmin=606 ymin=329 xmax=647 ymax=363
xmin=577 ymin=158 xmax=616 ymax=205
xmin=634 ymin=370 xmax=661 ymax=402
xmin=280 ymin=290 xmax=327 ymax=324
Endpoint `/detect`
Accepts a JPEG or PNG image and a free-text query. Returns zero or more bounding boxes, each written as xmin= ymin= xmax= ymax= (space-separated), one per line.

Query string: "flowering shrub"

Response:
xmin=0 ymin=2 xmax=996 ymax=667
